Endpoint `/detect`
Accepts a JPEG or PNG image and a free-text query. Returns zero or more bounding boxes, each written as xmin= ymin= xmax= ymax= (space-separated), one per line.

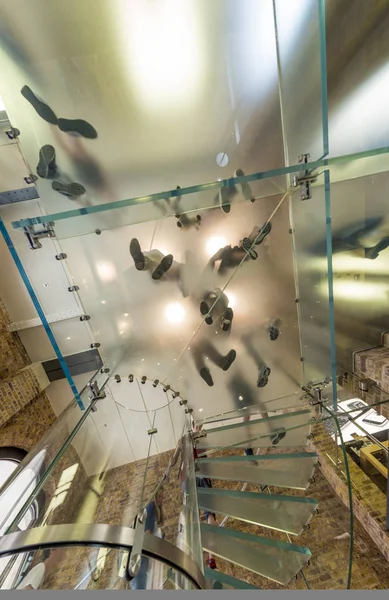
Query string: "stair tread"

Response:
xmin=198 ymin=488 xmax=318 ymax=535
xmin=204 ymin=568 xmax=260 ymax=589
xmin=197 ymin=409 xmax=312 ymax=449
xmin=196 ymin=453 xmax=317 ymax=490
xmin=201 ymin=523 xmax=311 ymax=585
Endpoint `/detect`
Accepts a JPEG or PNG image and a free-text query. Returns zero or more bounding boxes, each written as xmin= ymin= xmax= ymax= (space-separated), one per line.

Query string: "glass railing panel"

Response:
xmin=324 ymin=165 xmax=389 ymax=373
xmin=201 ymin=523 xmax=311 ymax=585
xmin=196 ymin=452 xmax=317 ymax=490
xmin=0 ymin=397 xmax=89 ymax=535
xmin=274 ymin=0 xmax=328 ymax=164
xmin=290 ymin=170 xmax=334 ymax=386
xmin=197 ymin=488 xmax=317 ymax=535
xmin=0 ymin=0 xmax=283 ymax=218
xmin=197 ymin=409 xmax=312 ymax=450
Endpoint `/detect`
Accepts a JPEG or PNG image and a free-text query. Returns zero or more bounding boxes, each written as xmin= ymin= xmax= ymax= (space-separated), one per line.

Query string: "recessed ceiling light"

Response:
xmin=66 ymin=337 xmax=71 ymax=341
xmin=206 ymin=236 xmax=228 ymax=257
xmin=199 ymin=408 xmax=203 ymax=412
xmin=124 ymin=313 xmax=129 ymax=317
xmin=165 ymin=302 xmax=185 ymax=324
xmin=239 ymin=396 xmax=243 ymax=401
xmin=101 ymin=300 xmax=106 ymax=304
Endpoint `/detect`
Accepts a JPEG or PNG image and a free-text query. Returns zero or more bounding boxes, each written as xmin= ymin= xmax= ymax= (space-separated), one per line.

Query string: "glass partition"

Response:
xmin=0 ymin=546 xmax=198 ymax=590
xmin=274 ymin=0 xmax=328 ymax=164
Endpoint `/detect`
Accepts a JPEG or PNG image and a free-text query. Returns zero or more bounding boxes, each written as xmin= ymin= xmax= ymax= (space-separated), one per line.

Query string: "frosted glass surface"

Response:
xmin=197 ymin=409 xmax=311 ymax=449
xmin=201 ymin=523 xmax=311 ymax=585
xmin=51 ymin=192 xmax=302 ymax=419
xmin=274 ymin=0 xmax=327 ymax=164
xmin=0 ymin=0 xmax=283 ymax=220
xmin=290 ymin=173 xmax=333 ymax=384
xmin=196 ymin=453 xmax=318 ymax=490
xmin=198 ymin=488 xmax=318 ymax=535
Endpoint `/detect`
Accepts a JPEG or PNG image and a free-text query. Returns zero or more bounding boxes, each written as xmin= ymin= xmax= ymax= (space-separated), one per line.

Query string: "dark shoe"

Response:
xmin=268 ymin=319 xmax=280 ymax=341
xmin=244 ymin=448 xmax=254 ymax=456
xmin=222 ymin=349 xmax=236 ymax=371
xmin=37 ymin=145 xmax=57 ymax=179
xmin=271 ymin=427 xmax=286 ymax=446
xmin=52 ymin=180 xmax=86 ymax=198
xmin=241 ymin=237 xmax=258 ymax=259
xmin=152 ymin=254 xmax=173 ymax=280
xmin=254 ymin=221 xmax=272 ymax=245
xmin=218 ymin=188 xmax=231 ymax=214
xmin=200 ymin=301 xmax=213 ymax=325
xmin=257 ymin=366 xmax=271 ymax=388
xmin=221 ymin=307 xmax=233 ymax=332
xmin=364 ymin=236 xmax=389 ymax=259
xmin=130 ymin=238 xmax=145 ymax=271
xmin=58 ymin=117 xmax=97 ymax=139
xmin=200 ymin=367 xmax=214 ymax=387
xmin=21 ymin=85 xmax=58 ymax=124
xmin=235 ymin=168 xmax=255 ymax=202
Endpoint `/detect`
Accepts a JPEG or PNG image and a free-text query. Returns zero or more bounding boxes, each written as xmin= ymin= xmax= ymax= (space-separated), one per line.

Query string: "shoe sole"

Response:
xmin=130 ymin=239 xmax=145 ymax=271
xmin=235 ymin=168 xmax=255 ymax=201
xmin=271 ymin=428 xmax=286 ymax=445
xmin=200 ymin=367 xmax=214 ymax=387
xmin=37 ymin=145 xmax=56 ymax=179
xmin=222 ymin=349 xmax=236 ymax=371
xmin=200 ymin=301 xmax=213 ymax=324
xmin=218 ymin=189 xmax=231 ymax=214
xmin=21 ymin=85 xmax=58 ymax=125
xmin=152 ymin=254 xmax=173 ymax=280
xmin=52 ymin=181 xmax=86 ymax=197
xmin=255 ymin=222 xmax=272 ymax=245
xmin=58 ymin=117 xmax=98 ymax=139
xmin=269 ymin=327 xmax=279 ymax=341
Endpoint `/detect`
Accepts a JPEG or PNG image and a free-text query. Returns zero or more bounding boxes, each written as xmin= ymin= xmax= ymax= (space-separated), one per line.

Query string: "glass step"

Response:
xmin=195 ymin=393 xmax=305 ymax=428
xmin=201 ymin=523 xmax=311 ymax=585
xmin=196 ymin=409 xmax=312 ymax=450
xmin=196 ymin=452 xmax=318 ymax=490
xmin=198 ymin=488 xmax=318 ymax=535
xmin=204 ymin=568 xmax=260 ymax=590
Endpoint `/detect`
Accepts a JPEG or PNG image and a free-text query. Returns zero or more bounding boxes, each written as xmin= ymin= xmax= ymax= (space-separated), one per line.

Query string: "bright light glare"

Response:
xmin=165 ymin=302 xmax=186 ymax=324
xmin=227 ymin=292 xmax=237 ymax=309
xmin=330 ymin=62 xmax=389 ymax=154
xmin=326 ymin=280 xmax=389 ymax=301
xmin=118 ymin=0 xmax=204 ymax=113
xmin=206 ymin=236 xmax=228 ymax=257
xmin=96 ymin=261 xmax=117 ymax=283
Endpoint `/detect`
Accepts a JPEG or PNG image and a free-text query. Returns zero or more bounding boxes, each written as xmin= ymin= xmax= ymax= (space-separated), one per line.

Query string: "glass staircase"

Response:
xmin=0 ymin=0 xmax=388 ymax=590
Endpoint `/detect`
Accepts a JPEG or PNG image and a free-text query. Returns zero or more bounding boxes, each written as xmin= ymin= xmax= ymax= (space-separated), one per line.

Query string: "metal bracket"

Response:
xmin=179 ymin=399 xmax=188 ymax=406
xmin=24 ymin=174 xmax=38 ymax=185
xmin=185 ymin=408 xmax=193 ymax=414
xmin=88 ymin=380 xmax=106 ymax=411
xmin=23 ymin=222 xmax=55 ymax=250
xmin=5 ymin=127 xmax=20 ymax=140
xmin=293 ymin=154 xmax=318 ymax=200
xmin=148 ymin=427 xmax=158 ymax=435
xmin=193 ymin=430 xmax=206 ymax=440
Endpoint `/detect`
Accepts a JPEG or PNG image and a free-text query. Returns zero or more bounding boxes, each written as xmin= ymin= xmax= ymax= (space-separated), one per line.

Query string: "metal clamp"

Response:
xmin=88 ymin=380 xmax=106 ymax=411
xmin=5 ymin=127 xmax=20 ymax=139
xmin=23 ymin=222 xmax=55 ymax=250
xmin=293 ymin=154 xmax=318 ymax=200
